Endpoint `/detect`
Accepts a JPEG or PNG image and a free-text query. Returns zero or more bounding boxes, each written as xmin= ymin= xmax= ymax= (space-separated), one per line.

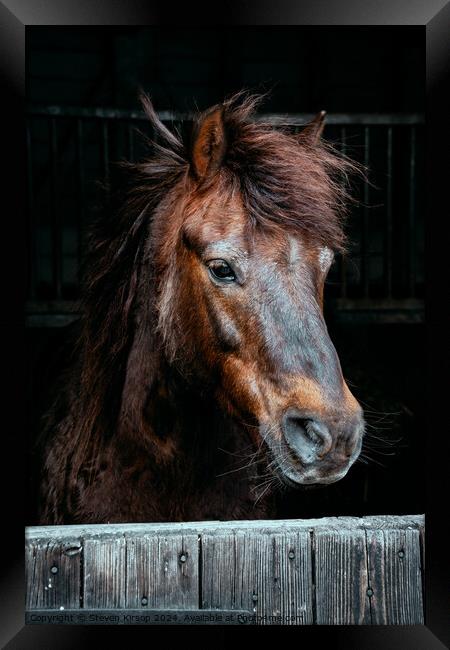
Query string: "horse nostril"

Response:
xmin=282 ymin=410 xmax=332 ymax=465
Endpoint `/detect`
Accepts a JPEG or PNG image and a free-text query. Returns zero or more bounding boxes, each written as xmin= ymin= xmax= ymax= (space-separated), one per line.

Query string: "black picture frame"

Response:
xmin=1 ymin=1 xmax=448 ymax=647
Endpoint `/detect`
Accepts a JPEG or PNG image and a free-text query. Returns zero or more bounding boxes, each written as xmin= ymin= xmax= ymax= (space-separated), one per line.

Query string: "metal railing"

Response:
xmin=26 ymin=107 xmax=425 ymax=326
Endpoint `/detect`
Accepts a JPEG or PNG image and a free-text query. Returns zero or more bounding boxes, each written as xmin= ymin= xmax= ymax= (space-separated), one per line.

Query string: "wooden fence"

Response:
xmin=26 ymin=514 xmax=424 ymax=626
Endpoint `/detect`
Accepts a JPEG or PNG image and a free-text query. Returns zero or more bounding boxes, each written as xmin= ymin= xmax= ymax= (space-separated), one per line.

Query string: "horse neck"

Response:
xmin=161 ymin=363 xmax=249 ymax=469
xmin=118 ymin=354 xmax=252 ymax=482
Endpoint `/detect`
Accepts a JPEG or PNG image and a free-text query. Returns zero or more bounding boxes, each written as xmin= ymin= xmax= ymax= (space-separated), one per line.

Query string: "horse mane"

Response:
xmin=41 ymin=91 xmax=360 ymax=510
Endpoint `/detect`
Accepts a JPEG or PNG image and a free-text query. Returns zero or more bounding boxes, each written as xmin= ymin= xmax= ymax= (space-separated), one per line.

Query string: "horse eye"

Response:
xmin=207 ymin=259 xmax=236 ymax=282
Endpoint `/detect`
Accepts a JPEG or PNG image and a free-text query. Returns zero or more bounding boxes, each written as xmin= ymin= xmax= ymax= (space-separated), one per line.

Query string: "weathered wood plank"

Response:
xmin=26 ymin=514 xmax=424 ymax=541
xmin=201 ymin=530 xmax=313 ymax=625
xmin=418 ymin=519 xmax=425 ymax=574
xmin=25 ymin=515 xmax=425 ymax=625
xmin=314 ymin=529 xmax=371 ymax=624
xmin=366 ymin=528 xmax=424 ymax=624
xmin=200 ymin=532 xmax=235 ymax=611
xmin=25 ymin=537 xmax=82 ymax=610
xmin=125 ymin=533 xmax=199 ymax=609
xmin=83 ymin=536 xmax=126 ymax=608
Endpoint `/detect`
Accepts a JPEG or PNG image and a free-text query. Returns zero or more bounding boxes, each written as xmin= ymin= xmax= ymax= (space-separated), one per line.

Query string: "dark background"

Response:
xmin=26 ymin=26 xmax=425 ymax=523
xmin=27 ymin=27 xmax=424 ymax=112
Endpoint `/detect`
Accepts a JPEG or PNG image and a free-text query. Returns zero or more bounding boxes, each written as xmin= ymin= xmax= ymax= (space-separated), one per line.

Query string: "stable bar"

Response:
xmin=27 ymin=119 xmax=36 ymax=299
xmin=127 ymin=124 xmax=134 ymax=161
xmin=50 ymin=118 xmax=62 ymax=299
xmin=334 ymin=298 xmax=424 ymax=324
xmin=362 ymin=127 xmax=370 ymax=298
xmin=340 ymin=126 xmax=347 ymax=298
xmin=76 ymin=120 xmax=85 ymax=270
xmin=385 ymin=127 xmax=393 ymax=298
xmin=102 ymin=121 xmax=109 ymax=186
xmin=409 ymin=127 xmax=416 ymax=297
xmin=26 ymin=106 xmax=425 ymax=126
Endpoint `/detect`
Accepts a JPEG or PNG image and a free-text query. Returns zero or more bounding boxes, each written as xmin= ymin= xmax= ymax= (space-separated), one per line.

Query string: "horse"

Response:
xmin=38 ymin=91 xmax=365 ymax=524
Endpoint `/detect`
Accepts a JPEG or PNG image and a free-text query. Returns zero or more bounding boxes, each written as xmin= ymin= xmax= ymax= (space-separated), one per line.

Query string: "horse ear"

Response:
xmin=298 ymin=110 xmax=327 ymax=145
xmin=191 ymin=104 xmax=227 ymax=181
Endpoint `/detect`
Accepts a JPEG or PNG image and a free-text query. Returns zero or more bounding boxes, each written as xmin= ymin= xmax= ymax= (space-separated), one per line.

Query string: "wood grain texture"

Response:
xmin=25 ymin=536 xmax=82 ymax=609
xmin=125 ymin=533 xmax=198 ymax=609
xmin=26 ymin=514 xmax=424 ymax=541
xmin=83 ymin=536 xmax=126 ymax=608
xmin=201 ymin=530 xmax=313 ymax=625
xmin=366 ymin=528 xmax=424 ymax=624
xmin=314 ymin=529 xmax=371 ymax=624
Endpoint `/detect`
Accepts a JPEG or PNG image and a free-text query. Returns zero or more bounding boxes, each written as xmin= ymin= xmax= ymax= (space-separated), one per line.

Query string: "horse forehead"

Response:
xmin=184 ymin=204 xmax=246 ymax=245
xmin=251 ymin=232 xmax=310 ymax=267
xmin=258 ymin=232 xmax=308 ymax=264
xmin=277 ymin=235 xmax=332 ymax=270
xmin=287 ymin=235 xmax=301 ymax=263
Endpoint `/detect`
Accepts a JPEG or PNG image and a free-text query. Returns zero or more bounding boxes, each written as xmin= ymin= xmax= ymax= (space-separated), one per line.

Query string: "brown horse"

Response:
xmin=39 ymin=92 xmax=365 ymax=524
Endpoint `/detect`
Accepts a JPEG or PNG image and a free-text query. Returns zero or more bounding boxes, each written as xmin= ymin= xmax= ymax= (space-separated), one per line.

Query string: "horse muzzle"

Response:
xmin=265 ymin=406 xmax=365 ymax=486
